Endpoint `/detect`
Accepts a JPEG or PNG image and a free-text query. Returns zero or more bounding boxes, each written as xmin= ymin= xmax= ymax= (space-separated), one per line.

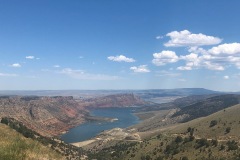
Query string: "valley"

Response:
xmin=0 ymin=93 xmax=144 ymax=137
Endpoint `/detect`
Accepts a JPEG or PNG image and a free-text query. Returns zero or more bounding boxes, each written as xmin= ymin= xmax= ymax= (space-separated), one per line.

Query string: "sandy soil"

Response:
xmin=71 ymin=140 xmax=96 ymax=147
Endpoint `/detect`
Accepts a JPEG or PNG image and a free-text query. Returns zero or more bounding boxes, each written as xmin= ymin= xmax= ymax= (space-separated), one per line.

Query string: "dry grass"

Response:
xmin=0 ymin=123 xmax=64 ymax=160
xmin=167 ymin=104 xmax=240 ymax=140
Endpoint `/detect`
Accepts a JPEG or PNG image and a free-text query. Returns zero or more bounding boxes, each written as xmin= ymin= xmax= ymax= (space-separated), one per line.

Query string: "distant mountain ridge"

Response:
xmin=0 ymin=88 xmax=223 ymax=97
xmin=82 ymin=93 xmax=145 ymax=108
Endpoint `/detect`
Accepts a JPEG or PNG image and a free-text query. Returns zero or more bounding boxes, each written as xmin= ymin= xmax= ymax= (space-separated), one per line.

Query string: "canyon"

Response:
xmin=0 ymin=94 xmax=145 ymax=137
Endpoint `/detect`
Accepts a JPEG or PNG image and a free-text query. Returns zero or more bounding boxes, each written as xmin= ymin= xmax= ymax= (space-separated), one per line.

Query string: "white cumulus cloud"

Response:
xmin=108 ymin=55 xmax=135 ymax=62
xmin=177 ymin=52 xmax=226 ymax=71
xmin=152 ymin=50 xmax=179 ymax=66
xmin=53 ymin=65 xmax=60 ymax=68
xmin=208 ymin=43 xmax=240 ymax=55
xmin=26 ymin=56 xmax=35 ymax=59
xmin=130 ymin=65 xmax=150 ymax=73
xmin=177 ymin=53 xmax=200 ymax=70
xmin=156 ymin=36 xmax=163 ymax=39
xmin=153 ymin=31 xmax=240 ymax=71
xmin=177 ymin=65 xmax=193 ymax=71
xmin=224 ymin=75 xmax=229 ymax=79
xmin=203 ymin=61 xmax=225 ymax=71
xmin=10 ymin=63 xmax=21 ymax=67
xmin=164 ymin=30 xmax=222 ymax=47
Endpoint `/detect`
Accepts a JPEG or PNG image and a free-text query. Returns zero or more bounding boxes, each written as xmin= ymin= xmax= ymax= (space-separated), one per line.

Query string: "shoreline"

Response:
xmin=71 ymin=139 xmax=96 ymax=147
xmin=61 ymin=107 xmax=142 ymax=144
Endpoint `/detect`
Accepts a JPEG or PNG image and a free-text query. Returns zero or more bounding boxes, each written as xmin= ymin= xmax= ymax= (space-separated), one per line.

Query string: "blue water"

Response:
xmin=61 ymin=107 xmax=140 ymax=143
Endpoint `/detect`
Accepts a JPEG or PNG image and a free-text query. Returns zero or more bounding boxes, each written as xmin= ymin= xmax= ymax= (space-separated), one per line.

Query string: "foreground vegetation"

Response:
xmin=89 ymin=131 xmax=240 ymax=160
xmin=0 ymin=123 xmax=63 ymax=160
xmin=0 ymin=118 xmax=85 ymax=160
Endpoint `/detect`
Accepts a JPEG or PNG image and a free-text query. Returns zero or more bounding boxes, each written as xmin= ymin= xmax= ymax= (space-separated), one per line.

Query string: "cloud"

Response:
xmin=178 ymin=78 xmax=186 ymax=82
xmin=177 ymin=53 xmax=200 ymax=70
xmin=53 ymin=65 xmax=60 ymax=68
xmin=60 ymin=68 xmax=118 ymax=80
xmin=208 ymin=43 xmax=240 ymax=55
xmin=180 ymin=53 xmax=199 ymax=61
xmin=177 ymin=52 xmax=225 ymax=71
xmin=0 ymin=73 xmax=18 ymax=77
xmin=130 ymin=65 xmax=150 ymax=73
xmin=177 ymin=65 xmax=193 ymax=71
xmin=203 ymin=61 xmax=225 ymax=71
xmin=26 ymin=56 xmax=35 ymax=59
xmin=10 ymin=63 xmax=21 ymax=67
xmin=108 ymin=55 xmax=135 ymax=62
xmin=152 ymin=48 xmax=229 ymax=71
xmin=155 ymin=70 xmax=181 ymax=77
xmin=164 ymin=30 xmax=222 ymax=47
xmin=152 ymin=50 xmax=179 ymax=66
xmin=224 ymin=75 xmax=229 ymax=79
xmin=153 ymin=31 xmax=240 ymax=71
xmin=156 ymin=36 xmax=163 ymax=39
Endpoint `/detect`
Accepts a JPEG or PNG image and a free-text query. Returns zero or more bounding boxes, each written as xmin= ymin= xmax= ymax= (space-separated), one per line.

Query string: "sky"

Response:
xmin=1 ymin=0 xmax=240 ymax=91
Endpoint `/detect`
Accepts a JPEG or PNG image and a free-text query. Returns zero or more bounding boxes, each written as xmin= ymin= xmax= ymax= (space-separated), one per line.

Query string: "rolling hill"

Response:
xmin=0 ymin=123 xmax=64 ymax=160
xmin=172 ymin=94 xmax=240 ymax=122
xmin=168 ymin=103 xmax=240 ymax=140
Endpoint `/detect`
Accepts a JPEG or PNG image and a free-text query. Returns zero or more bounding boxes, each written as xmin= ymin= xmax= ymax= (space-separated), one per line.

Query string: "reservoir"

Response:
xmin=61 ymin=107 xmax=140 ymax=143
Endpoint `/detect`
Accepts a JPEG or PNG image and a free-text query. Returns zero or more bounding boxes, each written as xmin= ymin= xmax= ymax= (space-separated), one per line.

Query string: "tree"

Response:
xmin=227 ymin=140 xmax=238 ymax=151
xmin=146 ymin=155 xmax=151 ymax=160
xmin=209 ymin=120 xmax=218 ymax=127
xmin=220 ymin=144 xmax=225 ymax=151
xmin=195 ymin=138 xmax=210 ymax=149
xmin=175 ymin=136 xmax=183 ymax=143
xmin=190 ymin=128 xmax=194 ymax=136
xmin=211 ymin=139 xmax=218 ymax=147
xmin=225 ymin=127 xmax=231 ymax=134
xmin=1 ymin=117 xmax=9 ymax=125
xmin=182 ymin=156 xmax=189 ymax=160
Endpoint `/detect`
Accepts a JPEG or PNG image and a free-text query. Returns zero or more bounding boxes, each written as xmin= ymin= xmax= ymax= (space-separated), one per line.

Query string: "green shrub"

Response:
xmin=175 ymin=136 xmax=183 ymax=143
xmin=227 ymin=140 xmax=238 ymax=151
xmin=195 ymin=138 xmax=210 ymax=149
xmin=225 ymin=127 xmax=231 ymax=134
xmin=182 ymin=156 xmax=189 ymax=160
xmin=209 ymin=120 xmax=218 ymax=127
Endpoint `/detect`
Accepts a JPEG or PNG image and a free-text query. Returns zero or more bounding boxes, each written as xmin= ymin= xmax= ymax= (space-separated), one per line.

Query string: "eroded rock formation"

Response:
xmin=0 ymin=94 xmax=145 ymax=137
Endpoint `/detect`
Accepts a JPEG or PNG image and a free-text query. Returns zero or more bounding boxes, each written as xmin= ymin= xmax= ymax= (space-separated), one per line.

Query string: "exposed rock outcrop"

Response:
xmin=0 ymin=96 xmax=86 ymax=136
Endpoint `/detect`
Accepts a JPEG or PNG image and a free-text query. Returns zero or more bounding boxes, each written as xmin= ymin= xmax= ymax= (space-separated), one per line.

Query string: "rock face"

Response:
xmin=0 ymin=96 xmax=86 ymax=136
xmin=0 ymin=94 xmax=146 ymax=137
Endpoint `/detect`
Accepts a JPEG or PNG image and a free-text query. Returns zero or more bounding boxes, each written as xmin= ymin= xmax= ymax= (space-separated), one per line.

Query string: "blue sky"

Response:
xmin=1 ymin=0 xmax=240 ymax=91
